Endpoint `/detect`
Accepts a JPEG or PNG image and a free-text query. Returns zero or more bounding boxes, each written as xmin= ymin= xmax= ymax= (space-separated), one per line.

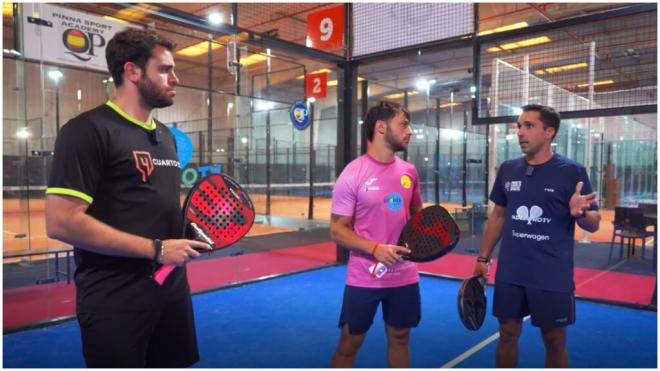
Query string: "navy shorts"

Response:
xmin=338 ymin=283 xmax=421 ymax=335
xmin=493 ymin=281 xmax=575 ymax=328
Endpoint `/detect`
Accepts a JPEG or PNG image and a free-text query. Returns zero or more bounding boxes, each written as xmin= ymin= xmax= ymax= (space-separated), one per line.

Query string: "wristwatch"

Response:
xmin=153 ymin=239 xmax=163 ymax=262
xmin=477 ymin=256 xmax=490 ymax=263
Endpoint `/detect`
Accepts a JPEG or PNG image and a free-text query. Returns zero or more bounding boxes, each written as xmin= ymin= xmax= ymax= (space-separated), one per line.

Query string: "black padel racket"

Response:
xmin=370 ymin=205 xmax=460 ymax=278
xmin=398 ymin=205 xmax=460 ymax=262
xmin=153 ymin=173 xmax=255 ymax=285
xmin=458 ymin=275 xmax=487 ymax=330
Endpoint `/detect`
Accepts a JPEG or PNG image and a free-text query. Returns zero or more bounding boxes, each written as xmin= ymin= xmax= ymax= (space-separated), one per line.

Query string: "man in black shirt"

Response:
xmin=46 ymin=28 xmax=211 ymax=367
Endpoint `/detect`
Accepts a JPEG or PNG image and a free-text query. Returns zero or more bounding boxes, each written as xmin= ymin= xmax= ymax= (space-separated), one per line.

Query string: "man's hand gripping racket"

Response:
xmin=370 ymin=205 xmax=460 ymax=278
xmin=153 ymin=174 xmax=255 ymax=285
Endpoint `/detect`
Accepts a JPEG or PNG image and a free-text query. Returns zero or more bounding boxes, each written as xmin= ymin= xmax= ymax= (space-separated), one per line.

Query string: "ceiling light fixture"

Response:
xmin=478 ymin=22 xmax=529 ymax=36
xmin=207 ymin=11 xmax=223 ymax=25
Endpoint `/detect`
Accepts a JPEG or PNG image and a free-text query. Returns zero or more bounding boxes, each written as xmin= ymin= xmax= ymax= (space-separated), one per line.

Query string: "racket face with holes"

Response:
xmin=182 ymin=173 xmax=255 ymax=249
xmin=397 ymin=205 xmax=460 ymax=262
xmin=457 ymin=276 xmax=487 ymax=330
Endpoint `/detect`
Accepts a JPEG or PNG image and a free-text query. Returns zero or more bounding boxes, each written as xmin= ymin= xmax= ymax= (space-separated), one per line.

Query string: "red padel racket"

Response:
xmin=398 ymin=205 xmax=460 ymax=262
xmin=458 ymin=275 xmax=487 ymax=330
xmin=153 ymin=173 xmax=255 ymax=285
xmin=369 ymin=205 xmax=460 ymax=278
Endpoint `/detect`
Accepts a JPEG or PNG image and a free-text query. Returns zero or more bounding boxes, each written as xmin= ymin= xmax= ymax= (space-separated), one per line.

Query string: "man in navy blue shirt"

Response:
xmin=473 ymin=104 xmax=601 ymax=367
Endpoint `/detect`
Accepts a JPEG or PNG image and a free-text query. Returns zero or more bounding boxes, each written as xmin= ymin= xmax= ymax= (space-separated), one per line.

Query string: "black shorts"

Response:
xmin=338 ymin=283 xmax=421 ymax=335
xmin=77 ymin=294 xmax=199 ymax=367
xmin=493 ymin=281 xmax=575 ymax=328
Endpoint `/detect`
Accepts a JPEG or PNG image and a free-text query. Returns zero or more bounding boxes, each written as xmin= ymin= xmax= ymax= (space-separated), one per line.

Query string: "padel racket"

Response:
xmin=370 ymin=205 xmax=460 ymax=278
xmin=153 ymin=173 xmax=255 ymax=285
xmin=457 ymin=275 xmax=487 ymax=330
xmin=398 ymin=205 xmax=460 ymax=262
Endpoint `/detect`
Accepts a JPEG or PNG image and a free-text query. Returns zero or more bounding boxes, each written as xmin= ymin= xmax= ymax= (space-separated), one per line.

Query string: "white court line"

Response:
xmin=441 ymin=316 xmax=531 ymax=368
xmin=575 ymin=259 xmax=627 ymax=289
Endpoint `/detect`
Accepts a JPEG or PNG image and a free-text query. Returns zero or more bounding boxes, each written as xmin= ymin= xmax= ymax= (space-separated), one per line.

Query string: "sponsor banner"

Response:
xmin=182 ymin=164 xmax=222 ymax=185
xmin=22 ymin=3 xmax=138 ymax=71
xmin=167 ymin=126 xmax=193 ymax=168
xmin=289 ymin=101 xmax=311 ymax=130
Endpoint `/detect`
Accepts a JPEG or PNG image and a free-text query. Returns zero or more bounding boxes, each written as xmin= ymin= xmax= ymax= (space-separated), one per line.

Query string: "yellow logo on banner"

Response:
xmin=401 ymin=175 xmax=411 ymax=189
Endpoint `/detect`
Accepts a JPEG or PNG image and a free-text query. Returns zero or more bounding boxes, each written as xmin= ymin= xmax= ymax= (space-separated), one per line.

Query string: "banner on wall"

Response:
xmin=167 ymin=126 xmax=193 ymax=168
xmin=21 ymin=3 xmax=138 ymax=71
xmin=289 ymin=101 xmax=311 ymax=130
xmin=306 ymin=5 xmax=344 ymax=50
xmin=305 ymin=72 xmax=328 ymax=99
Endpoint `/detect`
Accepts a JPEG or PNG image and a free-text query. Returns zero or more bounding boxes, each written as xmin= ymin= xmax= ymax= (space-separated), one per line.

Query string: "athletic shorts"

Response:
xmin=338 ymin=283 xmax=421 ymax=335
xmin=77 ymin=294 xmax=199 ymax=367
xmin=493 ymin=281 xmax=575 ymax=328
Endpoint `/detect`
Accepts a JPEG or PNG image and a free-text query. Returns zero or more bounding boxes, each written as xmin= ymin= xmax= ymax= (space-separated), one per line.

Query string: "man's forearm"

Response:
xmin=48 ymin=211 xmax=155 ymax=260
xmin=330 ymin=224 xmax=377 ymax=255
xmin=577 ymin=210 xmax=600 ymax=233
xmin=478 ymin=215 xmax=504 ymax=259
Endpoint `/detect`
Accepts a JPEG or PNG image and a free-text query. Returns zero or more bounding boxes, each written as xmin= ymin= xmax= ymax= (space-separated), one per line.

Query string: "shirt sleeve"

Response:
xmin=46 ymin=117 xmax=106 ymax=204
xmin=331 ymin=165 xmax=357 ymax=217
xmin=489 ymin=163 xmax=507 ymax=207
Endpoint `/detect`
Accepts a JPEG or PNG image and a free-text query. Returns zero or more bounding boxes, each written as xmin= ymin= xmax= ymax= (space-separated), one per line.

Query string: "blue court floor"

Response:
xmin=3 ymin=265 xmax=657 ymax=368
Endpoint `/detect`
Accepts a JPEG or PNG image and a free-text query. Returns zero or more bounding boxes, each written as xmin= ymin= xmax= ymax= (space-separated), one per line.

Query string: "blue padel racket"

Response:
xmin=153 ymin=173 xmax=255 ymax=285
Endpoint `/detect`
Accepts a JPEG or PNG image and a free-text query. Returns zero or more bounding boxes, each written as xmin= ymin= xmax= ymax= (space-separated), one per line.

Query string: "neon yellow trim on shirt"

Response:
xmin=105 ymin=101 xmax=156 ymax=130
xmin=46 ymin=187 xmax=93 ymax=204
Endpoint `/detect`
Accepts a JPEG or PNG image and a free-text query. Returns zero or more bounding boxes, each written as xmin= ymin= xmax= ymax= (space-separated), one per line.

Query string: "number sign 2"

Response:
xmin=305 ymin=72 xmax=328 ymax=99
xmin=306 ymin=5 xmax=344 ymax=50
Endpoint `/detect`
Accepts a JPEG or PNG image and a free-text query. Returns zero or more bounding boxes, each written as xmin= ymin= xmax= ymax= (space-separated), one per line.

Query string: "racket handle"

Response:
xmin=153 ymin=265 xmax=175 ymax=285
xmin=153 ymin=222 xmax=216 ymax=285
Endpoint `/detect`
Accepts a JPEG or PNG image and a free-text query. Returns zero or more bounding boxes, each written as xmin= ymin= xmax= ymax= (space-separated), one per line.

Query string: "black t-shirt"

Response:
xmin=47 ymin=102 xmax=188 ymax=313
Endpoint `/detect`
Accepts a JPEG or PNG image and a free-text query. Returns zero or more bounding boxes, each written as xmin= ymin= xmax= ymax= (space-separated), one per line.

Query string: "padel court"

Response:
xmin=4 ymin=227 xmax=658 ymax=368
xmin=4 ymin=265 xmax=656 ymax=368
xmin=3 ymin=2 xmax=658 ymax=369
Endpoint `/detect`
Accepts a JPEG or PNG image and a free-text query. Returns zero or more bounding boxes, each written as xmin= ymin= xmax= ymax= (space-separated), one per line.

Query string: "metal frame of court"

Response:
xmin=7 ymin=3 xmax=656 ymax=218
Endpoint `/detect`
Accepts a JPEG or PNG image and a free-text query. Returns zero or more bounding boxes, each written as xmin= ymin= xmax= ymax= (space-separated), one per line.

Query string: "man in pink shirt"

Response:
xmin=330 ymin=101 xmax=423 ymax=367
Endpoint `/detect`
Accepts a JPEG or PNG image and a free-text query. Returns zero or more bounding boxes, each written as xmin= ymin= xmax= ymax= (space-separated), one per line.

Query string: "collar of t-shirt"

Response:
xmin=105 ymin=100 xmax=156 ymax=131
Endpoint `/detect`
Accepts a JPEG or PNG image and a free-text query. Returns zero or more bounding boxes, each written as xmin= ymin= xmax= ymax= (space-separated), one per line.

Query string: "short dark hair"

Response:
xmin=363 ymin=101 xmax=410 ymax=142
xmin=105 ymin=28 xmax=175 ymax=87
xmin=521 ymin=104 xmax=560 ymax=140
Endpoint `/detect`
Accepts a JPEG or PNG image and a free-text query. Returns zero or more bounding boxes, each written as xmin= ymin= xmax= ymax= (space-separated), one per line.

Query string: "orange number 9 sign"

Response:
xmin=306 ymin=6 xmax=344 ymax=50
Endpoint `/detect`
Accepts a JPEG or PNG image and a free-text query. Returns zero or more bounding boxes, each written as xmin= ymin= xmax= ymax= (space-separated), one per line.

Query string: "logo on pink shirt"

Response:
xmin=364 ymin=177 xmax=380 ymax=191
xmin=385 ymin=192 xmax=403 ymax=212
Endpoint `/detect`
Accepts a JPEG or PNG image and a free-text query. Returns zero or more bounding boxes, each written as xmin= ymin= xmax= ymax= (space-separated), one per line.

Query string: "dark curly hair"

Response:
xmin=105 ymin=28 xmax=175 ymax=87
xmin=363 ymin=101 xmax=411 ymax=142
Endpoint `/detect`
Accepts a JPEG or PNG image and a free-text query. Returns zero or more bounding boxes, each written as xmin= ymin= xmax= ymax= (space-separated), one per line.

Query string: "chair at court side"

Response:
xmin=609 ymin=207 xmax=655 ymax=262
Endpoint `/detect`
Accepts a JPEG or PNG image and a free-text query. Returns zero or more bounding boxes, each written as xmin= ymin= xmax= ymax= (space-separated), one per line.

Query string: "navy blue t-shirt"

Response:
xmin=490 ymin=154 xmax=598 ymax=293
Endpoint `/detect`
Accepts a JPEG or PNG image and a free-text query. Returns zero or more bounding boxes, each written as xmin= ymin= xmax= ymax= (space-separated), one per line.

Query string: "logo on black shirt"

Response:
xmin=133 ymin=151 xmax=154 ymax=182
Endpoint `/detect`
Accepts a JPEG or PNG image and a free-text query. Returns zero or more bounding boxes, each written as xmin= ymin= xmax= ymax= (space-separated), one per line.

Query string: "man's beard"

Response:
xmin=138 ymin=76 xmax=173 ymax=109
xmin=385 ymin=125 xmax=407 ymax=152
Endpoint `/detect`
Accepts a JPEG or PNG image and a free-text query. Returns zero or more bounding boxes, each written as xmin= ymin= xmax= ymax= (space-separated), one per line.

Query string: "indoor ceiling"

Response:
xmin=4 ymin=3 xmax=655 ymax=117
